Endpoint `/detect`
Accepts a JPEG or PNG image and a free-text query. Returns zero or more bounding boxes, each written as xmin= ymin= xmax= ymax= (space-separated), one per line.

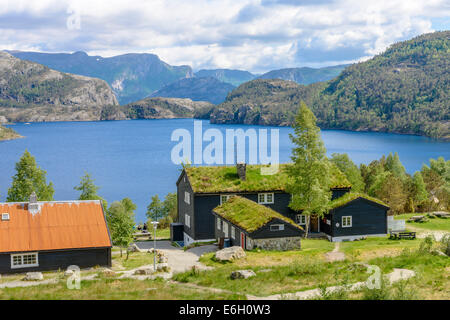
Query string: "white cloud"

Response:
xmin=0 ymin=0 xmax=448 ymax=72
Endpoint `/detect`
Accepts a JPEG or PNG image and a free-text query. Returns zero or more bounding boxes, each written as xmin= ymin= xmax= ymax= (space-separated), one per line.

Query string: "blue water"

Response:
xmin=1 ymin=119 xmax=448 ymax=222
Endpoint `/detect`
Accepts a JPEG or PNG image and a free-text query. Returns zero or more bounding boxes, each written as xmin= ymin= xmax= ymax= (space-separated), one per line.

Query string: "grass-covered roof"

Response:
xmin=213 ymin=196 xmax=304 ymax=233
xmin=185 ymin=163 xmax=351 ymax=194
xmin=329 ymin=193 xmax=389 ymax=210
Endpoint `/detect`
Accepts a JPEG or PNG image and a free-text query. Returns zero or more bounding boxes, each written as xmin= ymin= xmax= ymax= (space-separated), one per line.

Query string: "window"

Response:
xmin=184 ymin=192 xmax=190 ymax=205
xmin=217 ymin=217 xmax=221 ymax=231
xmin=342 ymin=216 xmax=352 ymax=228
xmin=258 ymin=193 xmax=274 ymax=204
xmin=223 ymin=222 xmax=229 ymax=237
xmin=185 ymin=214 xmax=191 ymax=228
xmin=1 ymin=213 xmax=10 ymax=221
xmin=231 ymin=226 xmax=235 ymax=239
xmin=270 ymin=224 xmax=285 ymax=231
xmin=295 ymin=214 xmax=306 ymax=225
xmin=11 ymin=253 xmax=38 ymax=269
xmin=220 ymin=194 xmax=235 ymax=204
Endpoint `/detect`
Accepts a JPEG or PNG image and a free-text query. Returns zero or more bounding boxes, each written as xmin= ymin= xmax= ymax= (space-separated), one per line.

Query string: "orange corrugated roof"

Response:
xmin=0 ymin=200 xmax=112 ymax=253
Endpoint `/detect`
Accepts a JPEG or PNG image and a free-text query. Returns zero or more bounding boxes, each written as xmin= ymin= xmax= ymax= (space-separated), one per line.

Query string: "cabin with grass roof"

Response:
xmin=176 ymin=163 xmax=389 ymax=245
xmin=212 ymin=196 xmax=304 ymax=250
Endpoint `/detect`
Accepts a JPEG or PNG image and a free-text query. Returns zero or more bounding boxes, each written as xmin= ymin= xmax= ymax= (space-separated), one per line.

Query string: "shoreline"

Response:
xmin=5 ymin=118 xmax=449 ymax=142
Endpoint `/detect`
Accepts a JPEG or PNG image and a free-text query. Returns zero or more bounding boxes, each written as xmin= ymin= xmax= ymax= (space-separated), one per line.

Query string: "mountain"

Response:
xmin=0 ymin=51 xmax=118 ymax=122
xmin=210 ymin=31 xmax=450 ymax=139
xmin=101 ymin=97 xmax=214 ymax=120
xmin=194 ymin=69 xmax=256 ymax=86
xmin=150 ymin=77 xmax=236 ymax=105
xmin=257 ymin=65 xmax=347 ymax=85
xmin=8 ymin=51 xmax=193 ymax=105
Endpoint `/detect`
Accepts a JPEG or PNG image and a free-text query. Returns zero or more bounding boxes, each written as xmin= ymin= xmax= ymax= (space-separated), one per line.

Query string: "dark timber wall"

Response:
xmin=331 ymin=198 xmax=388 ymax=237
xmin=177 ymin=172 xmax=195 ymax=239
xmin=0 ymin=248 xmax=111 ymax=274
xmin=250 ymin=218 xmax=304 ymax=239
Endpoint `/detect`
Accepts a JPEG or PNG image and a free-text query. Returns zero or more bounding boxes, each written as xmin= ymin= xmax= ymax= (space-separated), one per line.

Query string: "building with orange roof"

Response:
xmin=0 ymin=193 xmax=112 ymax=274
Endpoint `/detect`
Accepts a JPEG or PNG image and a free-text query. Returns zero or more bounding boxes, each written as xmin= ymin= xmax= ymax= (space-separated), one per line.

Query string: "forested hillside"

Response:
xmin=210 ymin=31 xmax=450 ymax=139
xmin=257 ymin=65 xmax=347 ymax=85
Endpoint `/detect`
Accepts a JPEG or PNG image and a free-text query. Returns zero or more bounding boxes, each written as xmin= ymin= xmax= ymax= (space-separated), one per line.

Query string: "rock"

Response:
xmin=127 ymin=244 xmax=140 ymax=253
xmin=23 ymin=272 xmax=44 ymax=281
xmin=102 ymin=268 xmax=116 ymax=276
xmin=157 ymin=263 xmax=170 ymax=272
xmin=432 ymin=249 xmax=448 ymax=257
xmin=230 ymin=270 xmax=256 ymax=280
xmin=215 ymin=246 xmax=246 ymax=262
xmin=134 ymin=267 xmax=154 ymax=275
xmin=0 ymin=116 xmax=7 ymax=124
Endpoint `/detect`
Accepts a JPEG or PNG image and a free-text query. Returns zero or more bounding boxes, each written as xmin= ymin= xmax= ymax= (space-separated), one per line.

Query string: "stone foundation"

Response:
xmin=247 ymin=237 xmax=302 ymax=251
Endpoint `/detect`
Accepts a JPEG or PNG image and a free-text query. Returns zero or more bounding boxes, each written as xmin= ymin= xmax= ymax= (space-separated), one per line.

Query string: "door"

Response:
xmin=240 ymin=232 xmax=245 ymax=250
xmin=310 ymin=215 xmax=319 ymax=233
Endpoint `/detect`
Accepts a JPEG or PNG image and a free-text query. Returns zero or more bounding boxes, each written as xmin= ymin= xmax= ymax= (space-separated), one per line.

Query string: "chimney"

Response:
xmin=28 ymin=192 xmax=40 ymax=215
xmin=236 ymin=163 xmax=246 ymax=181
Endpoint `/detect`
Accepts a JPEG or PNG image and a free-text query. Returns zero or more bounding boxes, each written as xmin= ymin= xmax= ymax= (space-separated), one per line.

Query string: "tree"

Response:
xmin=7 ymin=150 xmax=54 ymax=202
xmin=106 ymin=198 xmax=136 ymax=257
xmin=74 ymin=172 xmax=107 ymax=209
xmin=286 ymin=102 xmax=331 ymax=237
xmin=146 ymin=195 xmax=165 ymax=222
xmin=411 ymin=172 xmax=428 ymax=208
xmin=163 ymin=192 xmax=178 ymax=221
xmin=330 ymin=153 xmax=365 ymax=192
xmin=385 ymin=152 xmax=406 ymax=180
xmin=370 ymin=172 xmax=407 ymax=214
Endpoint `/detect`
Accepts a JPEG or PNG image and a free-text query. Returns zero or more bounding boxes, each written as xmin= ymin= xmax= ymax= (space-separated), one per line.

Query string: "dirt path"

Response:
xmin=406 ymin=226 xmax=447 ymax=241
xmin=324 ymin=242 xmax=346 ymax=262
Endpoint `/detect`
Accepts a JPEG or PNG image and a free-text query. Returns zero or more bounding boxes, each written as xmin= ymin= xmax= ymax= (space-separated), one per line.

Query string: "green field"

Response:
xmin=395 ymin=213 xmax=450 ymax=232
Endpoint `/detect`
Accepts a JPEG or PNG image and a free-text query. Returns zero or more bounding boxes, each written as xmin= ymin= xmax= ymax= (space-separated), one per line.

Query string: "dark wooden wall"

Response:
xmin=0 ymin=248 xmax=111 ymax=274
xmin=177 ymin=172 xmax=195 ymax=240
xmin=331 ymin=198 xmax=388 ymax=237
xmin=250 ymin=218 xmax=304 ymax=239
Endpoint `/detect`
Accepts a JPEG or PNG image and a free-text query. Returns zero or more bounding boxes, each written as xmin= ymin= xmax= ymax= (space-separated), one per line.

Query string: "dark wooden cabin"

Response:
xmin=212 ymin=196 xmax=304 ymax=250
xmin=0 ymin=195 xmax=112 ymax=274
xmin=176 ymin=163 xmax=354 ymax=245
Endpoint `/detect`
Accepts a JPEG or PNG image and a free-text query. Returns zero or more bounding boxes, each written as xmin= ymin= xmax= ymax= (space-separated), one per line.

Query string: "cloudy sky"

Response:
xmin=0 ymin=0 xmax=448 ymax=73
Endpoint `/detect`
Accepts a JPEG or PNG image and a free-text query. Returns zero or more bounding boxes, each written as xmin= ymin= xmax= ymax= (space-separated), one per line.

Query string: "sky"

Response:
xmin=0 ymin=0 xmax=448 ymax=73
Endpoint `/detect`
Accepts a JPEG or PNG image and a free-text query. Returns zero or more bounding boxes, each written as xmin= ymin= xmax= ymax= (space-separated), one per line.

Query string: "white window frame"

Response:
xmin=258 ymin=193 xmax=274 ymax=204
xmin=342 ymin=216 xmax=352 ymax=228
xmin=223 ymin=222 xmax=229 ymax=237
xmin=184 ymin=192 xmax=190 ymax=205
xmin=11 ymin=252 xmax=39 ymax=269
xmin=296 ymin=214 xmax=306 ymax=225
xmin=185 ymin=214 xmax=191 ymax=228
xmin=231 ymin=226 xmax=236 ymax=240
xmin=270 ymin=224 xmax=285 ymax=231
xmin=2 ymin=213 xmax=10 ymax=221
xmin=217 ymin=217 xmax=221 ymax=231
xmin=220 ymin=194 xmax=235 ymax=205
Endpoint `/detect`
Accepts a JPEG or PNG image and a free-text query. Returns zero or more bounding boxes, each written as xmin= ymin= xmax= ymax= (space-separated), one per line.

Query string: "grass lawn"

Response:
xmin=395 ymin=213 xmax=450 ymax=231
xmin=340 ymin=237 xmax=421 ymax=260
xmin=112 ymin=251 xmax=156 ymax=270
xmin=134 ymin=228 xmax=171 ymax=241
xmin=0 ymin=278 xmax=244 ymax=300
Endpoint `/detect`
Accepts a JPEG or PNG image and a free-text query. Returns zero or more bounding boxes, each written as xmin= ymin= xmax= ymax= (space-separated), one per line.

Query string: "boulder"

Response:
xmin=23 ymin=272 xmax=44 ymax=281
xmin=157 ymin=263 xmax=170 ymax=272
xmin=134 ymin=267 xmax=154 ymax=275
xmin=215 ymin=246 xmax=246 ymax=262
xmin=230 ymin=270 xmax=256 ymax=280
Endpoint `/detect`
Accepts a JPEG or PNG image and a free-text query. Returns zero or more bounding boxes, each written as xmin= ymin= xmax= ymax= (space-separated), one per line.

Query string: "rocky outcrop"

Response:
xmin=23 ymin=272 xmax=44 ymax=281
xmin=0 ymin=51 xmax=118 ymax=123
xmin=0 ymin=124 xmax=21 ymax=141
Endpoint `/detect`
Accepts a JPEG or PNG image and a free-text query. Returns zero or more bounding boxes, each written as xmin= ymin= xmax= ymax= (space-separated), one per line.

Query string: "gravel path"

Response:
xmin=135 ymin=241 xmax=217 ymax=273
xmin=324 ymin=242 xmax=346 ymax=262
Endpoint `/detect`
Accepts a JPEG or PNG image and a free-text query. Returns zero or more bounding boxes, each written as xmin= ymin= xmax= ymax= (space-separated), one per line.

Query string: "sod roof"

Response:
xmin=329 ymin=193 xmax=389 ymax=210
xmin=185 ymin=163 xmax=351 ymax=194
xmin=213 ymin=196 xmax=304 ymax=233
